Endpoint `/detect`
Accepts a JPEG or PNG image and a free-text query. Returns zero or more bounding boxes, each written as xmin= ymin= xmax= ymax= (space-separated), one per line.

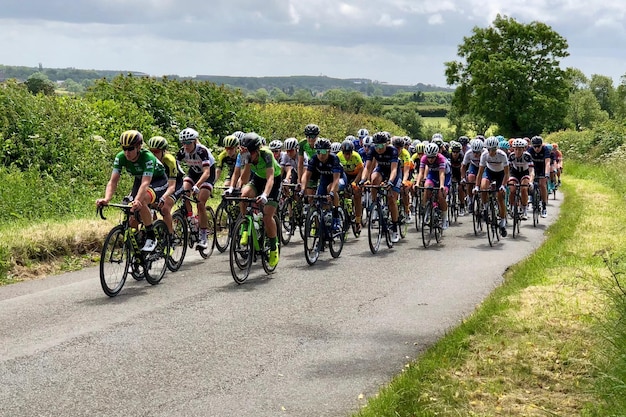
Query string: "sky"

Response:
xmin=0 ymin=0 xmax=625 ymax=88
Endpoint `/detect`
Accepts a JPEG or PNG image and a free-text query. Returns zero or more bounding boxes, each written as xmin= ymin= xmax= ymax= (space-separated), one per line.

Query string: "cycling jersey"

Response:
xmin=216 ymin=149 xmax=237 ymax=179
xmin=176 ymin=143 xmax=215 ymax=175
xmin=365 ymin=146 xmax=400 ymax=179
xmin=240 ymin=147 xmax=282 ymax=179
xmin=161 ymin=153 xmax=186 ymax=181
xmin=113 ymin=148 xmax=166 ymax=179
xmin=479 ymin=149 xmax=508 ymax=172
xmin=508 ymin=152 xmax=534 ymax=174
xmin=337 ymin=151 xmax=363 ymax=176
xmin=298 ymin=139 xmax=316 ymax=160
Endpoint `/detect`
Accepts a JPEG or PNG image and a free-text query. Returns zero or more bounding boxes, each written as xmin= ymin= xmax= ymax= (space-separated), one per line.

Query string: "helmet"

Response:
xmin=531 ymin=136 xmax=543 ymax=146
xmin=269 ymin=140 xmax=283 ymax=151
xmin=432 ymin=133 xmax=443 ymax=141
xmin=392 ymin=136 xmax=405 ymax=147
xmin=240 ymin=132 xmax=261 ymax=152
xmin=147 ymin=135 xmax=168 ymax=150
xmin=232 ymin=131 xmax=245 ymax=140
xmin=458 ymin=136 xmax=470 ymax=145
xmin=403 ymin=136 xmax=412 ymax=146
xmin=283 ymin=137 xmax=298 ymax=151
xmin=357 ymin=128 xmax=369 ymax=139
xmin=223 ymin=135 xmax=239 ymax=148
xmin=362 ymin=136 xmax=373 ymax=147
xmin=545 ymin=143 xmax=553 ymax=152
xmin=498 ymin=140 xmax=510 ymax=150
xmin=485 ymin=136 xmax=499 ymax=149
xmin=372 ymin=132 xmax=388 ymax=144
xmin=341 ymin=140 xmax=354 ymax=152
xmin=424 ymin=143 xmax=439 ymax=157
xmin=415 ymin=142 xmax=425 ymax=154
xmin=345 ymin=135 xmax=357 ymax=143
xmin=470 ymin=139 xmax=484 ymax=153
xmin=450 ymin=141 xmax=462 ymax=152
xmin=512 ymin=138 xmax=527 ymax=148
xmin=304 ymin=124 xmax=320 ymax=137
xmin=179 ymin=128 xmax=199 ymax=143
xmin=496 ymin=135 xmax=505 ymax=142
xmin=314 ymin=138 xmax=332 ymax=150
xmin=330 ymin=142 xmax=342 ymax=154
xmin=474 ymin=135 xmax=485 ymax=142
xmin=120 ymin=130 xmax=143 ymax=148
xmin=412 ymin=139 xmax=421 ymax=148
xmin=552 ymin=143 xmax=559 ymax=150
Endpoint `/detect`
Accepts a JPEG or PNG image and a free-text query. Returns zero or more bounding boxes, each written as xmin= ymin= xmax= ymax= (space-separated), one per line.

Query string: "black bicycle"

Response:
xmin=509 ymin=183 xmax=531 ymax=238
xmin=214 ymin=187 xmax=241 ymax=253
xmin=303 ymin=194 xmax=345 ymax=265
xmin=364 ymin=185 xmax=393 ymax=254
xmin=278 ymin=183 xmax=305 ymax=245
xmin=97 ymin=203 xmax=170 ymax=297
xmin=419 ymin=187 xmax=443 ymax=248
xmin=479 ymin=182 xmax=501 ymax=247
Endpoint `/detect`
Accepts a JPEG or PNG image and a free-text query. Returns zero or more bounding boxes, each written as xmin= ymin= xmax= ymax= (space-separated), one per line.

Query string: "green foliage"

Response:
xmin=445 ymin=14 xmax=570 ymax=137
xmin=566 ymin=89 xmax=609 ymax=131
xmin=383 ymin=103 xmax=424 ymax=139
xmin=24 ymin=72 xmax=56 ymax=95
xmin=548 ymin=121 xmax=626 ymax=161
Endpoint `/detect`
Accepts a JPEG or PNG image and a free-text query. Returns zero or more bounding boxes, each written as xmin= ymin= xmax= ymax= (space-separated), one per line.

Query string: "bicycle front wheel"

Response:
xmin=167 ymin=211 xmax=188 ymax=272
xmin=367 ymin=203 xmax=382 ymax=254
xmin=230 ymin=217 xmax=253 ymax=284
xmin=145 ymin=220 xmax=169 ymax=285
xmin=304 ymin=209 xmax=321 ymax=265
xmin=473 ymin=197 xmax=483 ymax=235
xmin=512 ymin=200 xmax=520 ymax=239
xmin=214 ymin=202 xmax=231 ymax=253
xmin=421 ymin=202 xmax=433 ymax=248
xmin=329 ymin=207 xmax=345 ymax=258
xmin=278 ymin=198 xmax=293 ymax=246
xmin=100 ymin=225 xmax=129 ymax=297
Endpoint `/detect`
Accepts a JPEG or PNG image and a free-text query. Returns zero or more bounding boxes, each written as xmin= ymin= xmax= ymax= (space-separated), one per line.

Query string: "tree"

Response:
xmin=24 ymin=72 xmax=55 ymax=95
xmin=445 ymin=15 xmax=570 ymax=137
xmin=589 ymin=74 xmax=616 ymax=117
xmin=567 ymin=89 xmax=608 ymax=131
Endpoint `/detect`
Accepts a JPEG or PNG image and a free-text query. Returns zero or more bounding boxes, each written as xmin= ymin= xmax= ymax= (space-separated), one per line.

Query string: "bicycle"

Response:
xmin=509 ymin=183 xmax=531 ymax=239
xmin=302 ymin=194 xmax=345 ymax=265
xmin=172 ymin=193 xmax=216 ymax=260
xmin=364 ymin=184 xmax=393 ymax=254
xmin=418 ymin=187 xmax=443 ymax=248
xmin=360 ymin=185 xmax=373 ymax=228
xmin=97 ymin=203 xmax=170 ymax=297
xmin=478 ymin=182 xmax=501 ymax=247
xmin=447 ymin=180 xmax=460 ymax=224
xmin=339 ymin=188 xmax=361 ymax=239
xmin=467 ymin=182 xmax=484 ymax=236
xmin=531 ymin=178 xmax=542 ymax=227
xmin=411 ymin=184 xmax=423 ymax=232
xmin=214 ymin=187 xmax=241 ymax=253
xmin=278 ymin=183 xmax=305 ymax=245
xmin=227 ymin=197 xmax=280 ymax=284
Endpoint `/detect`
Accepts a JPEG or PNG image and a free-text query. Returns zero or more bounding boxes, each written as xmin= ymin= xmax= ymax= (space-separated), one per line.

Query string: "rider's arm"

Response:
xmin=100 ymin=171 xmax=121 ymax=204
xmin=262 ymin=167 xmax=275 ymax=197
xmin=388 ymin=161 xmax=398 ymax=183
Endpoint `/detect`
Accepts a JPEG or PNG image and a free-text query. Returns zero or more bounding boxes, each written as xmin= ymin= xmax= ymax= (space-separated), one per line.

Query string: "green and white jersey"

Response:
xmin=113 ymin=148 xmax=166 ymax=178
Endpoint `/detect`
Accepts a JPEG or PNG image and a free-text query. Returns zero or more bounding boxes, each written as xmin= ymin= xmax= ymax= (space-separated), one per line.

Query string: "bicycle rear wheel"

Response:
xmin=144 ymin=220 xmax=169 ymax=285
xmin=230 ymin=217 xmax=253 ymax=284
xmin=367 ymin=203 xmax=382 ymax=254
xmin=472 ymin=197 xmax=483 ymax=235
xmin=278 ymin=198 xmax=293 ymax=246
xmin=421 ymin=202 xmax=433 ymax=248
xmin=329 ymin=207 xmax=345 ymax=258
xmin=197 ymin=206 xmax=216 ymax=258
xmin=304 ymin=209 xmax=322 ymax=265
xmin=100 ymin=225 xmax=129 ymax=297
xmin=167 ymin=211 xmax=188 ymax=272
xmin=214 ymin=202 xmax=232 ymax=253
xmin=532 ymin=188 xmax=540 ymax=227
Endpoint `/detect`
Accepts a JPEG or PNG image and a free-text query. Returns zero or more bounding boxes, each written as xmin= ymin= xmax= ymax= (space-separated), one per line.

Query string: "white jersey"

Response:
xmin=462 ymin=148 xmax=481 ymax=167
xmin=479 ymin=149 xmax=509 ymax=172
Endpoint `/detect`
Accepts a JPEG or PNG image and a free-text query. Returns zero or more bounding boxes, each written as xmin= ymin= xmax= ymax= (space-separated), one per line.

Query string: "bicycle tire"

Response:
xmin=167 ymin=211 xmax=188 ymax=272
xmin=434 ymin=208 xmax=442 ymax=243
xmin=399 ymin=210 xmax=408 ymax=239
xmin=100 ymin=225 xmax=129 ymax=297
xmin=278 ymin=198 xmax=293 ymax=246
xmin=472 ymin=197 xmax=482 ymax=235
xmin=230 ymin=216 xmax=253 ymax=284
xmin=214 ymin=202 xmax=232 ymax=253
xmin=414 ymin=191 xmax=422 ymax=232
xmin=361 ymin=190 xmax=371 ymax=227
xmin=329 ymin=207 xmax=345 ymax=258
xmin=421 ymin=201 xmax=433 ymax=248
xmin=144 ymin=220 xmax=169 ymax=285
xmin=532 ymin=187 xmax=540 ymax=227
xmin=491 ymin=198 xmax=500 ymax=243
xmin=198 ymin=206 xmax=216 ymax=258
xmin=304 ymin=208 xmax=321 ymax=265
xmin=262 ymin=215 xmax=281 ymax=274
xmin=367 ymin=203 xmax=382 ymax=254
xmin=486 ymin=200 xmax=495 ymax=247
xmin=512 ymin=201 xmax=519 ymax=239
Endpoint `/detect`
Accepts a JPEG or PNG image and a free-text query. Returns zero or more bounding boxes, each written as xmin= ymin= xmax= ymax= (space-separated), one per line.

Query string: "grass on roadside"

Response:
xmin=354 ymin=163 xmax=625 ymax=416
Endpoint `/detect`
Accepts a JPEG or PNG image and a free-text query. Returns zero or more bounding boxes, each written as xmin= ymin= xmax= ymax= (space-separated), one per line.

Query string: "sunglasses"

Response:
xmin=316 ymin=149 xmax=329 ymax=155
xmin=374 ymin=143 xmax=386 ymax=149
xmin=182 ymin=140 xmax=195 ymax=145
xmin=122 ymin=146 xmax=136 ymax=152
xmin=306 ymin=135 xmax=317 ymax=139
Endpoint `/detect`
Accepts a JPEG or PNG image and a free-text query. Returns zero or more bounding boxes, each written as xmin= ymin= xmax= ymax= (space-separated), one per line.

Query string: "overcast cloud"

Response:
xmin=0 ymin=0 xmax=625 ymax=87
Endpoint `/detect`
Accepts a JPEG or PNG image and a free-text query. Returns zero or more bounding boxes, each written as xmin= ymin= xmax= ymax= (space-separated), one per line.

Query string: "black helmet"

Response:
xmin=340 ymin=140 xmax=354 ymax=152
xmin=304 ymin=124 xmax=320 ymax=137
xmin=372 ymin=132 xmax=388 ymax=145
xmin=240 ymin=132 xmax=261 ymax=152
xmin=392 ymin=136 xmax=405 ymax=147
xmin=458 ymin=135 xmax=469 ymax=145
xmin=314 ymin=138 xmax=331 ymax=150
xmin=531 ymin=136 xmax=543 ymax=146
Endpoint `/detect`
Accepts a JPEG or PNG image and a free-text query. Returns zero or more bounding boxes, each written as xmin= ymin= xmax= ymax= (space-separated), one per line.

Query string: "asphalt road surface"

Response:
xmin=0 ymin=195 xmax=561 ymax=417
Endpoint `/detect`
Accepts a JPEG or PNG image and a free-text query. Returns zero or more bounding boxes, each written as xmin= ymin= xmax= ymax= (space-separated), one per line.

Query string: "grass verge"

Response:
xmin=354 ymin=162 xmax=625 ymax=416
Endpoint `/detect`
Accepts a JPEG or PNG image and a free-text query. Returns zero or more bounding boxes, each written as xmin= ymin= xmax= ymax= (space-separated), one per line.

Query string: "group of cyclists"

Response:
xmin=96 ymin=123 xmax=563 ymax=277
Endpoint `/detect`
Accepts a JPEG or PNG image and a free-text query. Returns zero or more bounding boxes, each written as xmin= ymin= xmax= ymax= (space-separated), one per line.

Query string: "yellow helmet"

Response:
xmin=148 ymin=136 xmax=169 ymax=150
xmin=120 ymin=130 xmax=143 ymax=148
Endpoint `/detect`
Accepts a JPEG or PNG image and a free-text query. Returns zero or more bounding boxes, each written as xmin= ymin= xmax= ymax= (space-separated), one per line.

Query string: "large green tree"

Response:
xmin=445 ymin=15 xmax=570 ymax=137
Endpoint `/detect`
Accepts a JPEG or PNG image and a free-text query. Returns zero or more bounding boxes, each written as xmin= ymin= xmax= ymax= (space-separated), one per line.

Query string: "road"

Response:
xmin=0 ymin=196 xmax=561 ymax=417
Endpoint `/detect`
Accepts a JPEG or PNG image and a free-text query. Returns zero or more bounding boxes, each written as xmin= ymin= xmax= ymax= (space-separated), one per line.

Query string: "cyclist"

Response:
xmin=330 ymin=141 xmax=342 ymax=156
xmin=507 ymin=138 xmax=534 ymax=220
xmin=298 ymin=124 xmax=320 ymax=187
xmin=269 ymin=139 xmax=283 ymax=163
xmin=448 ymin=141 xmax=467 ymax=216
xmin=553 ymin=143 xmax=563 ymax=186
xmin=392 ymin=136 xmax=413 ymax=221
xmin=230 ymin=132 xmax=282 ymax=267
xmin=96 ymin=130 xmax=168 ymax=252
xmin=215 ymin=134 xmax=240 ymax=187
xmin=474 ymin=136 xmax=510 ymax=237
xmin=300 ymin=138 xmax=344 ymax=231
xmin=358 ymin=135 xmax=372 ymax=161
xmin=359 ymin=132 xmax=402 ymax=243
xmin=458 ymin=135 xmax=470 ymax=155
xmin=176 ymin=127 xmax=216 ymax=250
xmin=357 ymin=128 xmax=369 ymax=151
xmin=461 ymin=139 xmax=484 ymax=214
xmin=338 ymin=139 xmax=364 ymax=232
xmin=526 ymin=135 xmax=551 ymax=218
xmin=148 ymin=135 xmax=185 ymax=237
xmin=415 ymin=142 xmax=450 ymax=229
xmin=279 ymin=137 xmax=300 ymax=185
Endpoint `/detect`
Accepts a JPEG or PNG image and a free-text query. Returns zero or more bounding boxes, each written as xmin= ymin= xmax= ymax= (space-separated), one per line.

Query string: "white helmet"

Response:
xmin=179 ymin=128 xmax=199 ymax=142
xmin=512 ymin=138 xmax=527 ymax=148
xmin=330 ymin=142 xmax=342 ymax=154
xmin=357 ymin=128 xmax=369 ymax=139
xmin=283 ymin=137 xmax=298 ymax=150
xmin=424 ymin=143 xmax=439 ymax=157
xmin=269 ymin=140 xmax=283 ymax=151
xmin=485 ymin=136 xmax=499 ymax=149
xmin=470 ymin=139 xmax=484 ymax=153
xmin=362 ymin=135 xmax=373 ymax=147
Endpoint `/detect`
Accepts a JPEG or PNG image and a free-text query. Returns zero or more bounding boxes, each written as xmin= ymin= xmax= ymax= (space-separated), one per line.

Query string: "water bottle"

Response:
xmin=345 ymin=198 xmax=353 ymax=214
xmin=324 ymin=211 xmax=333 ymax=226
xmin=382 ymin=205 xmax=389 ymax=220
xmin=253 ymin=211 xmax=262 ymax=231
xmin=189 ymin=215 xmax=199 ymax=233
